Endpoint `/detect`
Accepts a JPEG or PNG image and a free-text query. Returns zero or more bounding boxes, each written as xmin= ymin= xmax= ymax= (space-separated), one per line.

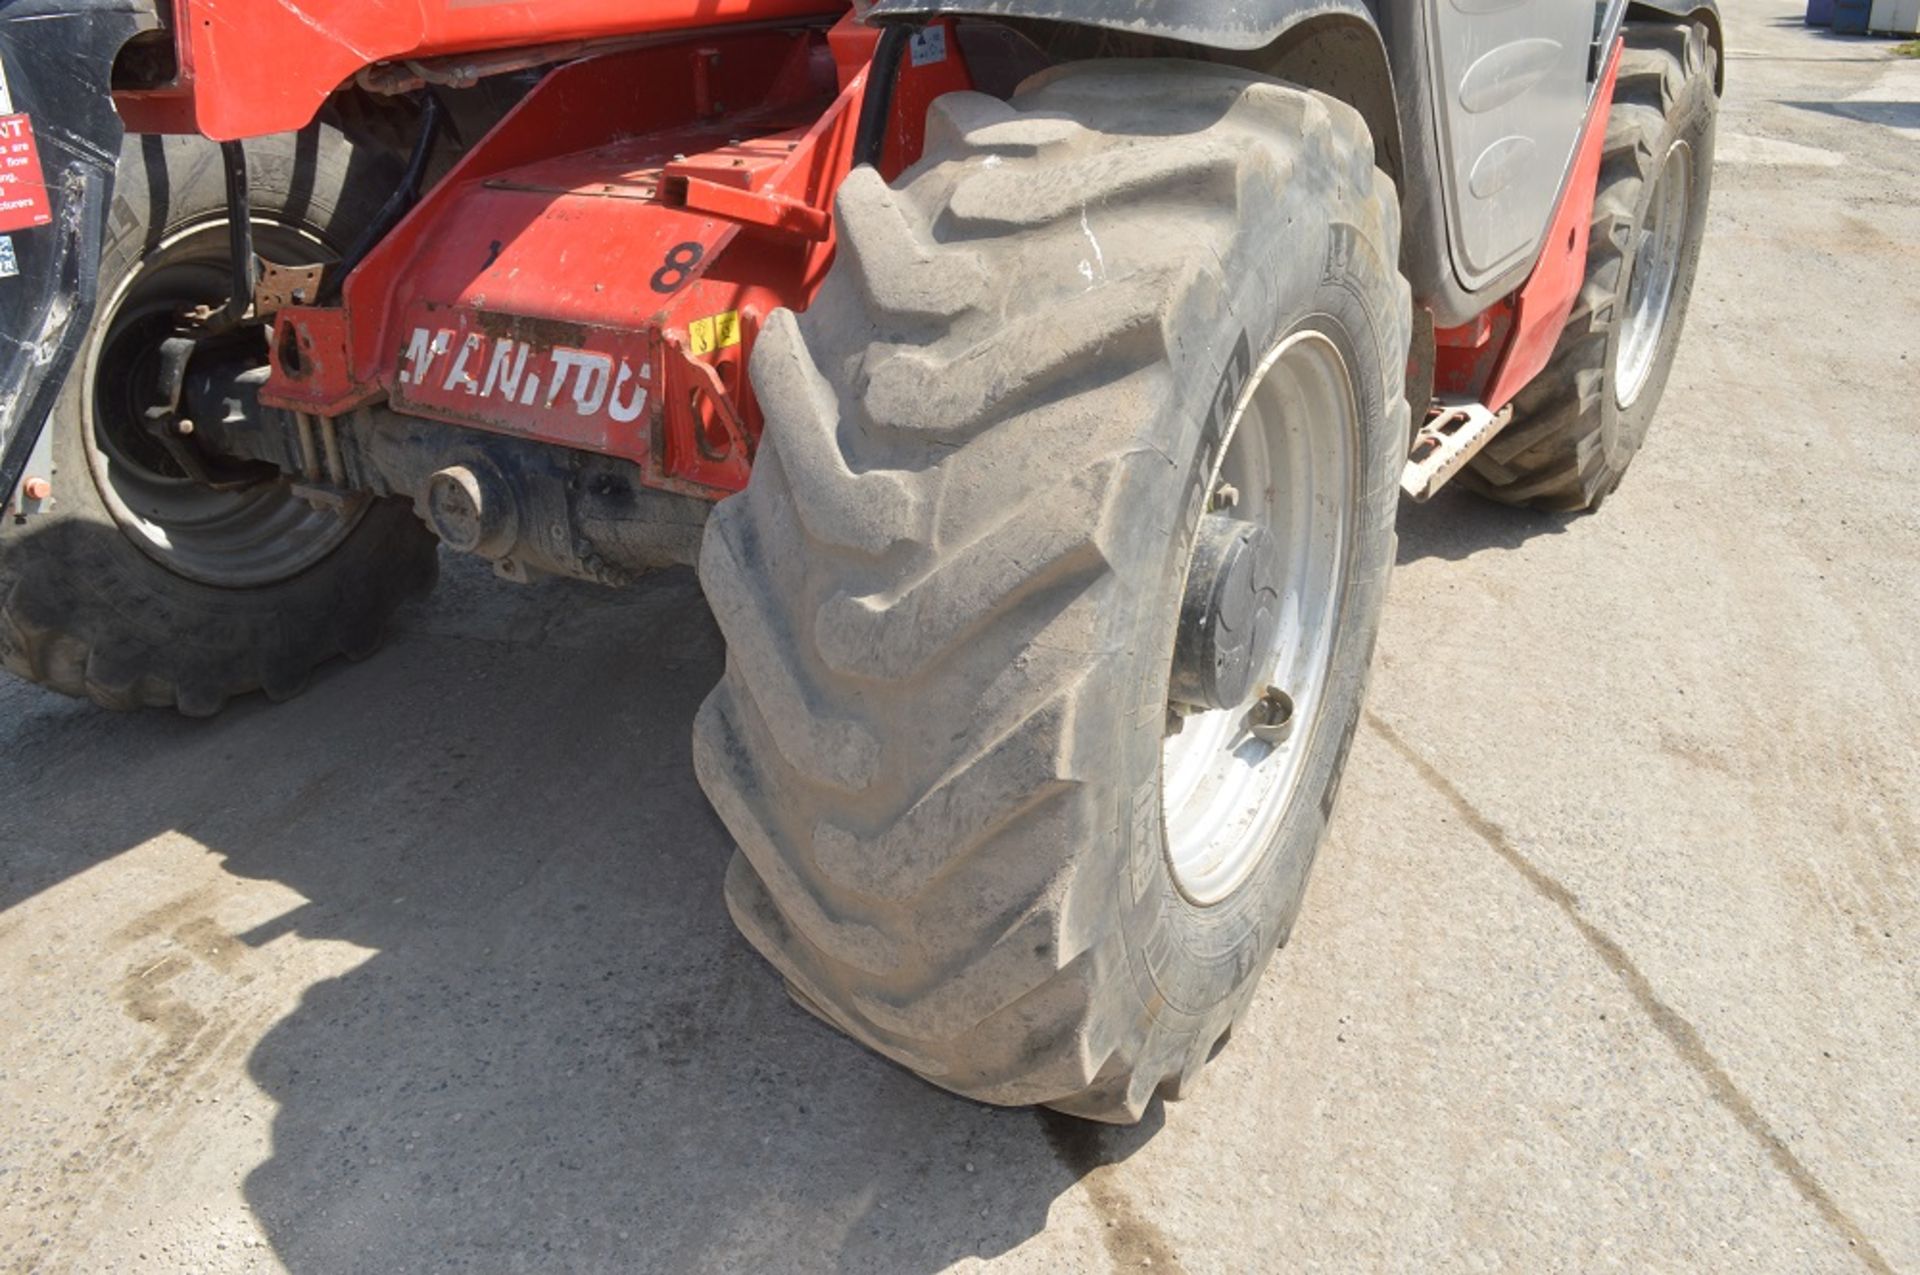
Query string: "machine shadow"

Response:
xmin=1784 ymin=97 xmax=1920 ymax=129
xmin=1394 ymin=486 xmax=1577 ymax=564
xmin=2 ymin=537 xmax=1153 ymax=1272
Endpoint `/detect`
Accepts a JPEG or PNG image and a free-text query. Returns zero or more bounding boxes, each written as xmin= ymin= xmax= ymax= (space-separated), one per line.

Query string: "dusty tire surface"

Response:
xmin=0 ymin=130 xmax=439 ymax=716
xmin=695 ymin=62 xmax=1410 ymax=1121
xmin=1468 ymin=19 xmax=1718 ymax=511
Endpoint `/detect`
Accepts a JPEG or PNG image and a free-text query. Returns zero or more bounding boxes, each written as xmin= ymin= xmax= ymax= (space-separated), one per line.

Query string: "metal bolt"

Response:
xmin=1211 ymin=482 xmax=1239 ymax=511
xmin=1247 ymin=685 xmax=1294 ymax=744
xmin=175 ymin=418 xmax=195 ymax=437
xmin=1166 ymin=700 xmax=1207 ymax=734
xmin=21 ymin=476 xmax=51 ymax=501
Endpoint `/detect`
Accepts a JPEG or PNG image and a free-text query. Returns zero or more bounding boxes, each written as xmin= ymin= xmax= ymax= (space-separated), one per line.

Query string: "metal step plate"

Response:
xmin=1401 ymin=399 xmax=1513 ymax=502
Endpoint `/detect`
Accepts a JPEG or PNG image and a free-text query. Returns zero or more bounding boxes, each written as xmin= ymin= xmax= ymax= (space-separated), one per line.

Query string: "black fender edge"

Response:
xmin=867 ymin=0 xmax=1416 ymax=293
xmin=1628 ymin=0 xmax=1725 ymax=94
xmin=870 ymin=0 xmax=1385 ymax=54
xmin=0 ymin=1 xmax=157 ymax=506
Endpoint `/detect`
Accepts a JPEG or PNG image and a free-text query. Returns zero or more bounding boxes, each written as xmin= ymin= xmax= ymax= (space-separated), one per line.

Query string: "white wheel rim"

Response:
xmin=1161 ymin=329 xmax=1358 ymax=906
xmin=1617 ymin=139 xmax=1694 ymax=409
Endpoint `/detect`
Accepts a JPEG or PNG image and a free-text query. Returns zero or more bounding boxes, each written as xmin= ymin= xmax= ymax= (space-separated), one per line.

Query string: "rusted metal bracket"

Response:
xmin=1401 ymin=399 xmax=1511 ymax=502
xmin=254 ymin=259 xmax=327 ymax=317
xmin=675 ymin=339 xmax=758 ymax=463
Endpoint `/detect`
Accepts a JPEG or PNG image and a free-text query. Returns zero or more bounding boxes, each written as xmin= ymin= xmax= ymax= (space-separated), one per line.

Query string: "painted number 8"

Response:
xmin=651 ymin=241 xmax=705 ymax=294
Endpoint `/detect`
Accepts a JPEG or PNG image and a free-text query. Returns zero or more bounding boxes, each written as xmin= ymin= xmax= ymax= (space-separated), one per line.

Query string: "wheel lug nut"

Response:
xmin=1248 ymin=685 xmax=1294 ymax=743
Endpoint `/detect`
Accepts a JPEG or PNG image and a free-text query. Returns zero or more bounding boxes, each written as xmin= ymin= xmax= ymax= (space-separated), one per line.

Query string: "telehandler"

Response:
xmin=0 ymin=0 xmax=1720 ymax=1120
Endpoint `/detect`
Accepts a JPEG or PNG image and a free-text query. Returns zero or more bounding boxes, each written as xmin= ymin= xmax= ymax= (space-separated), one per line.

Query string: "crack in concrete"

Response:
xmin=1367 ymin=711 xmax=1894 ymax=1275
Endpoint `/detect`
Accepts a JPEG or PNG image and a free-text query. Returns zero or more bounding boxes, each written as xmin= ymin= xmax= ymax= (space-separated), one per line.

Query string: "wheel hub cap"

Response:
xmin=1170 ymin=514 xmax=1284 ymax=713
xmin=1161 ymin=330 xmax=1358 ymax=907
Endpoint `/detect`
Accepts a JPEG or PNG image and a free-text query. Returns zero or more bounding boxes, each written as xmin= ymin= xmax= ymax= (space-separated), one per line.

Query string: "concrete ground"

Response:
xmin=2 ymin=2 xmax=1915 ymax=1270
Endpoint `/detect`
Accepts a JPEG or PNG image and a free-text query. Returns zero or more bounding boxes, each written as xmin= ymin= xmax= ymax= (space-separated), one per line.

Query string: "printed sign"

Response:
xmin=392 ymin=308 xmax=657 ymax=451
xmin=687 ymin=310 xmax=741 ymax=357
xmin=909 ymin=26 xmax=947 ymax=67
xmin=0 ymin=114 xmax=49 ymax=234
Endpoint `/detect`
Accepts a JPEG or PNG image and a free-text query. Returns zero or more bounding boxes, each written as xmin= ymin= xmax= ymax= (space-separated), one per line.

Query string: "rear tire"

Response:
xmin=0 ymin=130 xmax=438 ymax=715
xmin=1467 ymin=19 xmax=1718 ymax=511
xmin=694 ymin=63 xmax=1410 ymax=1121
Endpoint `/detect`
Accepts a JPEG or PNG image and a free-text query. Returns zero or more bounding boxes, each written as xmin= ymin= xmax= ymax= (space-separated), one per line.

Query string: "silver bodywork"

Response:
xmin=1428 ymin=0 xmax=1625 ymax=289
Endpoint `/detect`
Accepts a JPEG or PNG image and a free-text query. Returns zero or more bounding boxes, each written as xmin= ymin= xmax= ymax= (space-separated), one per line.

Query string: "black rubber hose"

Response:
xmin=319 ymin=94 xmax=445 ymax=304
xmin=852 ymin=25 xmax=912 ymax=171
xmin=218 ymin=141 xmax=254 ymax=327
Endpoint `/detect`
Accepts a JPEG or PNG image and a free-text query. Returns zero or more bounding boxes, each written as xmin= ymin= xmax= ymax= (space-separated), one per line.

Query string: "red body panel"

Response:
xmin=117 ymin=0 xmax=851 ymax=139
xmin=1434 ymin=40 xmax=1623 ymax=411
xmin=188 ymin=0 xmax=1604 ymax=503
xmin=263 ymin=16 xmax=970 ymax=499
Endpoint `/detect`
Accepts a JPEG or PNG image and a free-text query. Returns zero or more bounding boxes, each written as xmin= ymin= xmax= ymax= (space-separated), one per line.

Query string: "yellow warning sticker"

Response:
xmin=688 ymin=309 xmax=742 ymax=357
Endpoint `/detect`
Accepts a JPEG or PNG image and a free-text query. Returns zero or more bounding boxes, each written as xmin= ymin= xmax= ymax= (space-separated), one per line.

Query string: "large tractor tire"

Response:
xmin=1468 ymin=18 xmax=1718 ymax=511
xmin=0 ymin=130 xmax=438 ymax=715
xmin=695 ymin=62 xmax=1411 ymax=1121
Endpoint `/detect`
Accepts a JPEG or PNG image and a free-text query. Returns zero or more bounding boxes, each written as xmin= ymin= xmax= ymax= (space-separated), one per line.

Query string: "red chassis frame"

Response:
xmin=118 ymin=3 xmax=1618 ymax=505
xmin=260 ymin=15 xmax=967 ymax=500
